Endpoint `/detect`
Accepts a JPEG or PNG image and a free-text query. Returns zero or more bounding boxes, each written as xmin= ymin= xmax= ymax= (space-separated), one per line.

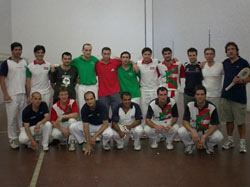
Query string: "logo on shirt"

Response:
xmin=62 ymin=76 xmax=71 ymax=87
xmin=111 ymin=68 xmax=115 ymax=72
xmin=159 ymin=105 xmax=172 ymax=121
xmin=195 ymin=109 xmax=210 ymax=131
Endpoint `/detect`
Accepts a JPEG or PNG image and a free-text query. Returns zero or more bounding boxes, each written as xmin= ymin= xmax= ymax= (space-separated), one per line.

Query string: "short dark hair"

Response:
xmin=120 ymin=51 xmax=131 ymax=59
xmin=11 ymin=42 xmax=22 ymax=51
xmin=162 ymin=47 xmax=172 ymax=55
xmin=84 ymin=91 xmax=96 ymax=100
xmin=58 ymin=87 xmax=69 ymax=95
xmin=62 ymin=52 xmax=72 ymax=59
xmin=204 ymin=47 xmax=215 ymax=55
xmin=102 ymin=47 xmax=111 ymax=53
xmin=31 ymin=91 xmax=41 ymax=98
xmin=187 ymin=48 xmax=198 ymax=55
xmin=142 ymin=47 xmax=152 ymax=55
xmin=120 ymin=91 xmax=131 ymax=99
xmin=82 ymin=43 xmax=92 ymax=50
xmin=195 ymin=85 xmax=207 ymax=95
xmin=225 ymin=42 xmax=239 ymax=54
xmin=34 ymin=45 xmax=46 ymax=53
xmin=157 ymin=86 xmax=168 ymax=95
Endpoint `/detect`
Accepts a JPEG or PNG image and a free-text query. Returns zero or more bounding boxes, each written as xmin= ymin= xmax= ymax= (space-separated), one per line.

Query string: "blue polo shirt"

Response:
xmin=221 ymin=57 xmax=250 ymax=104
xmin=22 ymin=102 xmax=49 ymax=127
xmin=81 ymin=100 xmax=109 ymax=126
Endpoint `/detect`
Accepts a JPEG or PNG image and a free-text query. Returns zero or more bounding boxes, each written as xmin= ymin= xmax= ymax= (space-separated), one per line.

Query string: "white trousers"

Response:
xmin=19 ymin=121 xmax=52 ymax=147
xmin=5 ymin=93 xmax=26 ymax=140
xmin=178 ymin=126 xmax=224 ymax=149
xmin=144 ymin=123 xmax=179 ymax=143
xmin=51 ymin=118 xmax=76 ymax=142
xmin=113 ymin=125 xmax=143 ymax=148
xmin=70 ymin=121 xmax=113 ymax=146
xmin=131 ymin=97 xmax=141 ymax=105
xmin=41 ymin=92 xmax=52 ymax=109
xmin=77 ymin=84 xmax=98 ymax=113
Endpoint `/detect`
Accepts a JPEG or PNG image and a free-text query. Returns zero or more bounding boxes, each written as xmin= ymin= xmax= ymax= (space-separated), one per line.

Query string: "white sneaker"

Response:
xmin=239 ymin=141 xmax=247 ymax=153
xmin=43 ymin=146 xmax=49 ymax=152
xmin=151 ymin=140 xmax=158 ymax=149
xmin=184 ymin=144 xmax=195 ymax=155
xmin=10 ymin=139 xmax=19 ymax=149
xmin=116 ymin=142 xmax=124 ymax=150
xmin=166 ymin=142 xmax=174 ymax=150
xmin=68 ymin=140 xmax=76 ymax=151
xmin=96 ymin=136 xmax=101 ymax=143
xmin=222 ymin=139 xmax=234 ymax=150
xmin=134 ymin=140 xmax=141 ymax=151
xmin=82 ymin=144 xmax=86 ymax=152
xmin=103 ymin=143 xmax=111 ymax=151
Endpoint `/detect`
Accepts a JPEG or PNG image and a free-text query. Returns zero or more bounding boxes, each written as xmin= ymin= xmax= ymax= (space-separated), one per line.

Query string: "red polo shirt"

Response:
xmin=95 ymin=59 xmax=121 ymax=97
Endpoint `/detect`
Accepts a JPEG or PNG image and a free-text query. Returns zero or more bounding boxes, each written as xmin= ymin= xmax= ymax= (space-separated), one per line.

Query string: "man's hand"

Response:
xmin=26 ymin=97 xmax=31 ymax=104
xmin=34 ymin=123 xmax=41 ymax=133
xmin=233 ymin=76 xmax=244 ymax=84
xmin=31 ymin=140 xmax=38 ymax=151
xmin=119 ymin=131 xmax=126 ymax=138
xmin=4 ymin=94 xmax=11 ymax=102
xmin=165 ymin=124 xmax=172 ymax=131
xmin=197 ymin=135 xmax=206 ymax=149
xmin=132 ymin=63 xmax=139 ymax=73
xmin=200 ymin=61 xmax=206 ymax=69
xmin=154 ymin=125 xmax=164 ymax=131
xmin=90 ymin=136 xmax=96 ymax=145
xmin=191 ymin=131 xmax=200 ymax=143
xmin=84 ymin=144 xmax=92 ymax=156
xmin=62 ymin=128 xmax=70 ymax=137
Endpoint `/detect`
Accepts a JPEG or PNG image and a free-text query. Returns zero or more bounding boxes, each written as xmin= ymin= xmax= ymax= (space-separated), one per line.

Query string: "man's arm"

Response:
xmin=61 ymin=112 xmax=78 ymax=121
xmin=125 ymin=120 xmax=141 ymax=131
xmin=23 ymin=123 xmax=38 ymax=150
xmin=112 ymin=121 xmax=125 ymax=138
xmin=0 ymin=76 xmax=11 ymax=101
xmin=165 ymin=117 xmax=178 ymax=131
xmin=84 ymin=122 xmax=92 ymax=155
xmin=34 ymin=113 xmax=50 ymax=133
xmin=182 ymin=120 xmax=199 ymax=143
xmin=199 ymin=125 xmax=218 ymax=148
xmin=145 ymin=105 xmax=164 ymax=131
xmin=92 ymin=120 xmax=109 ymax=141
xmin=25 ymin=77 xmax=31 ymax=104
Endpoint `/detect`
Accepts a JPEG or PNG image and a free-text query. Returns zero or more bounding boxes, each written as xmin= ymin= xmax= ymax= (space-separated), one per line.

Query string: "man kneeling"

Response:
xmin=70 ymin=91 xmax=113 ymax=155
xmin=178 ymin=85 xmax=223 ymax=155
xmin=112 ymin=92 xmax=143 ymax=150
xmin=19 ymin=92 xmax=52 ymax=151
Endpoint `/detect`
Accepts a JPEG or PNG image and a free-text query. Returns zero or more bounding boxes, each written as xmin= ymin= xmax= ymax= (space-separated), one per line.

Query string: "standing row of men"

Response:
xmin=0 ymin=41 xmax=249 ymax=154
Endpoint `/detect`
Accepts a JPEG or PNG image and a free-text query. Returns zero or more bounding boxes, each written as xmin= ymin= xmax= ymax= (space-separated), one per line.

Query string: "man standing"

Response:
xmin=0 ymin=42 xmax=27 ymax=149
xmin=70 ymin=91 xmax=113 ymax=155
xmin=144 ymin=87 xmax=179 ymax=150
xmin=183 ymin=48 xmax=203 ymax=107
xmin=51 ymin=52 xmax=78 ymax=103
xmin=19 ymin=92 xmax=52 ymax=151
xmin=117 ymin=51 xmax=141 ymax=104
xmin=50 ymin=87 xmax=79 ymax=151
xmin=26 ymin=45 xmax=51 ymax=107
xmin=178 ymin=85 xmax=223 ymax=155
xmin=112 ymin=92 xmax=143 ymax=150
xmin=221 ymin=42 xmax=250 ymax=153
xmin=71 ymin=43 xmax=99 ymax=111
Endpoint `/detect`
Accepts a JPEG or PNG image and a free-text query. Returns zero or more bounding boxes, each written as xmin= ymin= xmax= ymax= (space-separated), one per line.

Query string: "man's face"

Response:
xmin=82 ymin=45 xmax=92 ymax=59
xmin=11 ymin=46 xmax=22 ymax=59
xmin=34 ymin=49 xmax=45 ymax=61
xmin=195 ymin=90 xmax=206 ymax=104
xmin=162 ymin=51 xmax=172 ymax=62
xmin=121 ymin=95 xmax=131 ymax=108
xmin=226 ymin=45 xmax=238 ymax=59
xmin=188 ymin=52 xmax=197 ymax=63
xmin=121 ymin=54 xmax=130 ymax=65
xmin=158 ymin=90 xmax=168 ymax=104
xmin=85 ymin=93 xmax=96 ymax=108
xmin=204 ymin=50 xmax=215 ymax=63
xmin=142 ymin=51 xmax=152 ymax=63
xmin=102 ymin=50 xmax=111 ymax=61
xmin=32 ymin=93 xmax=42 ymax=107
xmin=59 ymin=91 xmax=69 ymax=103
xmin=62 ymin=55 xmax=72 ymax=66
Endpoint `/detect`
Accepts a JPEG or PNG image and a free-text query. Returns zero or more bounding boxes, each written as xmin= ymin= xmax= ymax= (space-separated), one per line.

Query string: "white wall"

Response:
xmin=11 ymin=0 xmax=145 ymax=63
xmin=152 ymin=0 xmax=250 ymax=110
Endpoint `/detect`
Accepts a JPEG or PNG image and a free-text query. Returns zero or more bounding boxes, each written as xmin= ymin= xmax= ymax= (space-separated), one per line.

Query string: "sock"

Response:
xmin=228 ymin=136 xmax=233 ymax=142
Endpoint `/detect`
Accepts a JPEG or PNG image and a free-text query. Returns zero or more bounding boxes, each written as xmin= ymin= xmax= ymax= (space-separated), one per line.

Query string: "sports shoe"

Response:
xmin=10 ymin=139 xmax=19 ymax=149
xmin=68 ymin=140 xmax=76 ymax=151
xmin=103 ymin=143 xmax=111 ymax=151
xmin=96 ymin=136 xmax=101 ymax=143
xmin=166 ymin=142 xmax=174 ymax=150
xmin=82 ymin=144 xmax=86 ymax=152
xmin=239 ymin=141 xmax=247 ymax=153
xmin=116 ymin=142 xmax=124 ymax=150
xmin=134 ymin=140 xmax=141 ymax=151
xmin=184 ymin=144 xmax=195 ymax=155
xmin=205 ymin=146 xmax=214 ymax=155
xmin=43 ymin=146 xmax=49 ymax=152
xmin=222 ymin=140 xmax=235 ymax=150
xmin=151 ymin=140 xmax=158 ymax=149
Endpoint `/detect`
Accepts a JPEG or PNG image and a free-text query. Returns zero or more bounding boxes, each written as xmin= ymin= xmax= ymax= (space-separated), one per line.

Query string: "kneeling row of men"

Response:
xmin=18 ymin=85 xmax=223 ymax=155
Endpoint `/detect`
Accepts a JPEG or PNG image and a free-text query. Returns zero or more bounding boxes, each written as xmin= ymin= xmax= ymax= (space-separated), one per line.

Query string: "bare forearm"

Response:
xmin=168 ymin=118 xmax=177 ymax=127
xmin=182 ymin=120 xmax=196 ymax=133
xmin=39 ymin=114 xmax=50 ymax=126
xmin=84 ymin=123 xmax=91 ymax=145
xmin=24 ymin=126 xmax=35 ymax=143
xmin=128 ymin=120 xmax=141 ymax=129
xmin=25 ymin=78 xmax=31 ymax=98
xmin=62 ymin=113 xmax=78 ymax=120
xmin=0 ymin=76 xmax=8 ymax=96
xmin=112 ymin=122 xmax=123 ymax=134
xmin=204 ymin=125 xmax=217 ymax=139
xmin=93 ymin=121 xmax=108 ymax=138
xmin=146 ymin=119 xmax=157 ymax=128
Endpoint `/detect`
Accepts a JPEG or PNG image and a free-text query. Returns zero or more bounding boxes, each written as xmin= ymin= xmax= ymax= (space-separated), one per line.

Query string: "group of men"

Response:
xmin=0 ymin=41 xmax=249 ymax=155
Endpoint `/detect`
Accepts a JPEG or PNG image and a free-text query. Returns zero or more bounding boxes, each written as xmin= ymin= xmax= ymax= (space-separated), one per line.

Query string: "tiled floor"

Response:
xmin=0 ymin=102 xmax=249 ymax=187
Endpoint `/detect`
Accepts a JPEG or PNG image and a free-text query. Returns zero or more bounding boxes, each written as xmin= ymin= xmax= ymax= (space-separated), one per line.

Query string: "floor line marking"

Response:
xmin=29 ymin=150 xmax=45 ymax=187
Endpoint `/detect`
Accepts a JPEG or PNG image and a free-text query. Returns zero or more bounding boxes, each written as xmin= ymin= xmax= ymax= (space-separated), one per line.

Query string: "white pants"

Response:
xmin=140 ymin=89 xmax=157 ymax=127
xmin=178 ymin=126 xmax=223 ymax=149
xmin=77 ymin=84 xmax=98 ymax=113
xmin=51 ymin=118 xmax=76 ymax=142
xmin=41 ymin=92 xmax=52 ymax=109
xmin=113 ymin=125 xmax=143 ymax=148
xmin=19 ymin=121 xmax=52 ymax=148
xmin=144 ymin=123 xmax=179 ymax=143
xmin=5 ymin=93 xmax=26 ymax=140
xmin=70 ymin=121 xmax=113 ymax=146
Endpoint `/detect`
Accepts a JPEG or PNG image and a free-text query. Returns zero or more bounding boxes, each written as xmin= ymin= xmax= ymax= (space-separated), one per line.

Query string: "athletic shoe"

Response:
xmin=205 ymin=146 xmax=214 ymax=155
xmin=134 ymin=141 xmax=141 ymax=151
xmin=166 ymin=142 xmax=174 ymax=150
xmin=116 ymin=142 xmax=124 ymax=150
xmin=222 ymin=140 xmax=235 ymax=150
xmin=239 ymin=141 xmax=247 ymax=153
xmin=82 ymin=144 xmax=86 ymax=152
xmin=103 ymin=143 xmax=111 ymax=151
xmin=10 ymin=139 xmax=19 ymax=149
xmin=151 ymin=140 xmax=158 ymax=149
xmin=184 ymin=144 xmax=195 ymax=155
xmin=68 ymin=140 xmax=76 ymax=151
xmin=96 ymin=136 xmax=101 ymax=143
xmin=43 ymin=146 xmax=49 ymax=152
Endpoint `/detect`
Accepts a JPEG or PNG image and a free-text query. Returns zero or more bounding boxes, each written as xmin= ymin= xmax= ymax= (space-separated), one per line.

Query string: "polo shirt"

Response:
xmin=51 ymin=99 xmax=78 ymax=122
xmin=95 ymin=59 xmax=121 ymax=97
xmin=117 ymin=64 xmax=140 ymax=98
xmin=183 ymin=100 xmax=219 ymax=132
xmin=112 ymin=102 xmax=142 ymax=125
xmin=71 ymin=55 xmax=99 ymax=85
xmin=22 ymin=102 xmax=49 ymax=127
xmin=0 ymin=57 xmax=27 ymax=96
xmin=26 ymin=60 xmax=51 ymax=94
xmin=81 ymin=100 xmax=109 ymax=126
xmin=221 ymin=57 xmax=250 ymax=104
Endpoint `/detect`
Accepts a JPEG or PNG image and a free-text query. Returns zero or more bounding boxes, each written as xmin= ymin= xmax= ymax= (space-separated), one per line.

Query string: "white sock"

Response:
xmin=240 ymin=139 xmax=246 ymax=143
xmin=228 ymin=136 xmax=233 ymax=142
